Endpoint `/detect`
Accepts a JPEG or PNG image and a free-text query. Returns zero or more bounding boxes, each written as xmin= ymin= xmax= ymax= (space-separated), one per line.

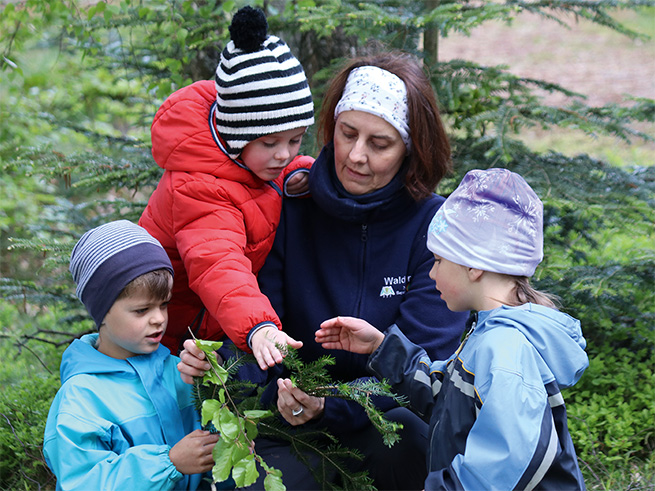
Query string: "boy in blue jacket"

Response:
xmin=317 ymin=168 xmax=588 ymax=490
xmin=43 ymin=220 xmax=218 ymax=490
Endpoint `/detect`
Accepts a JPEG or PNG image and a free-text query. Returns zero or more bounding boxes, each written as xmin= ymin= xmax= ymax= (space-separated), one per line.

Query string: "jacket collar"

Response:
xmin=308 ymin=142 xmax=412 ymax=223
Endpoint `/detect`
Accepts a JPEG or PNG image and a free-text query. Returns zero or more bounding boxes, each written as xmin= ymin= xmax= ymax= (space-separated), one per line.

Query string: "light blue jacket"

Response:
xmin=43 ymin=334 xmax=204 ymax=490
xmin=369 ymin=304 xmax=589 ymax=490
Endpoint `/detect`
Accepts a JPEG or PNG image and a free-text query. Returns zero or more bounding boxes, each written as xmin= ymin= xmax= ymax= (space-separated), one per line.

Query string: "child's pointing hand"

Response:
xmin=316 ymin=316 xmax=385 ymax=355
xmin=251 ymin=326 xmax=303 ymax=370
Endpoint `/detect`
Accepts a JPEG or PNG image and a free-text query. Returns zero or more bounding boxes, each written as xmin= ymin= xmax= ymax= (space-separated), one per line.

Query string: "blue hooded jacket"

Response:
xmin=43 ymin=334 xmax=204 ymax=490
xmin=368 ymin=303 xmax=589 ymax=490
xmin=258 ymin=143 xmax=469 ymax=432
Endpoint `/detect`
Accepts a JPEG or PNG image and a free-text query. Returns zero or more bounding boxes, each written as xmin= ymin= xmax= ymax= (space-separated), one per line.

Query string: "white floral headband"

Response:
xmin=334 ymin=66 xmax=411 ymax=151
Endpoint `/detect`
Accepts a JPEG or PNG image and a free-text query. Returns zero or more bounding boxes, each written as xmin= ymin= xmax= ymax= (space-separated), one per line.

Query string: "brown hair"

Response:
xmin=117 ymin=269 xmax=172 ymax=302
xmin=507 ymin=276 xmax=560 ymax=309
xmin=318 ymin=51 xmax=452 ymax=201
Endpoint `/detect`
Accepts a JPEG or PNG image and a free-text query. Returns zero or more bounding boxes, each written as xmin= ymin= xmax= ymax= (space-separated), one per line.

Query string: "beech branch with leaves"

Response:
xmin=192 ymin=339 xmax=407 ymax=490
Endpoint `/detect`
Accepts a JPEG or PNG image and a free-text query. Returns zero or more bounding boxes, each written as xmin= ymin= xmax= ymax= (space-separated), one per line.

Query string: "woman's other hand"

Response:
xmin=276 ymin=378 xmax=325 ymax=425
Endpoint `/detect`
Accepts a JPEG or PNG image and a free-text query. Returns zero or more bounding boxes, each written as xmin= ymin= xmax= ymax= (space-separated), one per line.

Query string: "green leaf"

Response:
xmin=176 ymin=28 xmax=189 ymax=42
xmin=243 ymin=409 xmax=273 ymax=422
xmin=196 ymin=339 xmax=223 ymax=353
xmin=244 ymin=418 xmax=259 ymax=440
xmin=222 ymin=1 xmax=235 ymax=13
xmin=216 ymin=406 xmax=240 ymax=440
xmin=212 ymin=438 xmax=234 ymax=483
xmin=232 ymin=454 xmax=257 ymax=488
xmin=196 ymin=339 xmax=229 ymax=386
xmin=231 ymin=441 xmax=251 ymax=463
xmin=201 ymin=398 xmax=222 ymax=426
xmin=202 ymin=366 xmax=227 ymax=386
xmin=264 ymin=472 xmax=286 ymax=491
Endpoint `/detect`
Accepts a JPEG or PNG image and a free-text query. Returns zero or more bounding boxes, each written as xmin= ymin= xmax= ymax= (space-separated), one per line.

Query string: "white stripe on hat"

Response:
xmin=70 ymin=220 xmax=164 ymax=299
xmin=214 ymin=31 xmax=314 ymax=158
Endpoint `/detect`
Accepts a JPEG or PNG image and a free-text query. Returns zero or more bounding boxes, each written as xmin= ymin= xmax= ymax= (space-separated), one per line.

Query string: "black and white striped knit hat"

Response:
xmin=69 ymin=220 xmax=173 ymax=328
xmin=214 ymin=6 xmax=314 ymax=159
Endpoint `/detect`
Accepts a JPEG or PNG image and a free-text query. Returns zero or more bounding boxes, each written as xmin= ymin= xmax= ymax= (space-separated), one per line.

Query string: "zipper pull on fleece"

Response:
xmin=361 ymin=223 xmax=368 ymax=242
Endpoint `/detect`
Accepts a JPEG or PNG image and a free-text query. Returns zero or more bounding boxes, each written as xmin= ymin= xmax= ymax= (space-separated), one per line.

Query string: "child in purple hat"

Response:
xmin=316 ymin=168 xmax=589 ymax=490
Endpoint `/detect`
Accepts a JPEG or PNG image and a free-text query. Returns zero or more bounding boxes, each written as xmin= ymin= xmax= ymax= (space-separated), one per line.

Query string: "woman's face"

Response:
xmin=333 ymin=110 xmax=406 ymax=195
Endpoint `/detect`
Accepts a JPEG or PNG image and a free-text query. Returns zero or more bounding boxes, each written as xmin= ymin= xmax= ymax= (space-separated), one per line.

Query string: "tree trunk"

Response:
xmin=423 ymin=0 xmax=440 ymax=65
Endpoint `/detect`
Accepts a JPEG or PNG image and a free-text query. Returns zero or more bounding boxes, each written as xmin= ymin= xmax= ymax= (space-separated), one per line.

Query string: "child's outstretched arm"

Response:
xmin=316 ymin=316 xmax=385 ymax=354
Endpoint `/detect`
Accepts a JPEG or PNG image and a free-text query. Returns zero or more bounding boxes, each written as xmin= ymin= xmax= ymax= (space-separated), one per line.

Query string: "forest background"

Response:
xmin=0 ymin=0 xmax=653 ymax=489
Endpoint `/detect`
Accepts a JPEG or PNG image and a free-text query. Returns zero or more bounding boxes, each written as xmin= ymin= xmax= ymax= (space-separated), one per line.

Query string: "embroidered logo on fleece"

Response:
xmin=379 ymin=275 xmax=411 ymax=297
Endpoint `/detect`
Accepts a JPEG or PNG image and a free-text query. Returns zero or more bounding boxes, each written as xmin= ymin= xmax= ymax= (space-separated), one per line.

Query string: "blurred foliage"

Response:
xmin=1 ymin=0 xmax=654 ymax=489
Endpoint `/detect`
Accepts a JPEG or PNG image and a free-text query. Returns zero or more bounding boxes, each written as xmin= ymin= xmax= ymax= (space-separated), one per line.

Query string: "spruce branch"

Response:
xmin=257 ymin=419 xmax=374 ymax=491
xmin=281 ymin=346 xmax=407 ymax=447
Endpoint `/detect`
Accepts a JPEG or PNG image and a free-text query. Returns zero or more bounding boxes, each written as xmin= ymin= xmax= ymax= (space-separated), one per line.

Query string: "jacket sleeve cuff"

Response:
xmin=367 ymin=324 xmax=402 ymax=377
xmin=164 ymin=447 xmax=185 ymax=482
xmin=283 ymin=168 xmax=310 ymax=197
xmin=247 ymin=322 xmax=279 ymax=349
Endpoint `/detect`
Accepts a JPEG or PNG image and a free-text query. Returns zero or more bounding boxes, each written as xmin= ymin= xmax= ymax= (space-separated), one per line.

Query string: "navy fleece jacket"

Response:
xmin=258 ymin=142 xmax=469 ymax=432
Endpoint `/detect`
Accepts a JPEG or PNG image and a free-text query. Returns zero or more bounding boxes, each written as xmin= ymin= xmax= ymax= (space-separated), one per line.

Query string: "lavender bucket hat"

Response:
xmin=427 ymin=168 xmax=544 ymax=277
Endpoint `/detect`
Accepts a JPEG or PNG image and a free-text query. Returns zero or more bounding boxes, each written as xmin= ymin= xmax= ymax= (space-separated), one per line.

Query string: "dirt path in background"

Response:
xmin=438 ymin=11 xmax=655 ymax=107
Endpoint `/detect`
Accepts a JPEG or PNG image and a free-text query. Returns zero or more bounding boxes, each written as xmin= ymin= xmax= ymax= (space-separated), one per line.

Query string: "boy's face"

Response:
xmin=97 ymin=276 xmax=173 ymax=359
xmin=429 ymin=254 xmax=471 ymax=312
xmin=240 ymin=127 xmax=307 ymax=181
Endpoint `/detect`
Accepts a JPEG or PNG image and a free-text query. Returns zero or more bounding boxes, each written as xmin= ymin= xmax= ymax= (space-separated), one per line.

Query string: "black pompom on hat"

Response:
xmin=228 ymin=6 xmax=267 ymax=52
xmin=214 ymin=6 xmax=314 ymax=159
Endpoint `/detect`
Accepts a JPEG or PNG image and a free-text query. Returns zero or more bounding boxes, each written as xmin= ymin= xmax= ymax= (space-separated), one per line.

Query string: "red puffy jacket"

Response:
xmin=139 ymin=80 xmax=313 ymax=354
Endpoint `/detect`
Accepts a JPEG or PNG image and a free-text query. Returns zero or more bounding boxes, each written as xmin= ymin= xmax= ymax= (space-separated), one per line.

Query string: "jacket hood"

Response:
xmin=308 ymin=142 xmax=413 ymax=223
xmin=150 ymin=80 xmax=261 ymax=186
xmin=476 ymin=304 xmax=588 ymax=388
xmin=59 ymin=334 xmax=170 ymax=384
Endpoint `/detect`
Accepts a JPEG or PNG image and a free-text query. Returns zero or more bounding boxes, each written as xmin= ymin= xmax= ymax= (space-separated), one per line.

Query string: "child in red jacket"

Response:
xmin=139 ymin=6 xmax=314 ymax=369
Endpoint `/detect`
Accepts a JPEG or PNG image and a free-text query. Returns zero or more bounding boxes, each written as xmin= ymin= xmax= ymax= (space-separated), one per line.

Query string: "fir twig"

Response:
xmin=281 ymin=346 xmax=407 ymax=447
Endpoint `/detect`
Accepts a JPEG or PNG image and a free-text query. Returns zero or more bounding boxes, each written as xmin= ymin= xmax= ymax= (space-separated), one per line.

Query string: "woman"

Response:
xmin=181 ymin=51 xmax=469 ymax=489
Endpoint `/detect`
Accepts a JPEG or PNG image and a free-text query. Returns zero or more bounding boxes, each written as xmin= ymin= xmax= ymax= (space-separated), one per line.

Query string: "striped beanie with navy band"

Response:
xmin=69 ymin=220 xmax=173 ymax=328
xmin=214 ymin=6 xmax=314 ymax=159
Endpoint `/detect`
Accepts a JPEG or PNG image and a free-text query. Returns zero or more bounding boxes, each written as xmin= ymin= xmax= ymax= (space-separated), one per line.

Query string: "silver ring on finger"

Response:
xmin=292 ymin=406 xmax=304 ymax=417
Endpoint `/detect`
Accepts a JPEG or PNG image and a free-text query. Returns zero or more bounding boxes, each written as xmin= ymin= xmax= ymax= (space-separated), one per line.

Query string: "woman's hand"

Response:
xmin=316 ymin=316 xmax=385 ymax=354
xmin=276 ymin=378 xmax=324 ymax=426
xmin=251 ymin=326 xmax=303 ymax=370
xmin=177 ymin=338 xmax=222 ymax=384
